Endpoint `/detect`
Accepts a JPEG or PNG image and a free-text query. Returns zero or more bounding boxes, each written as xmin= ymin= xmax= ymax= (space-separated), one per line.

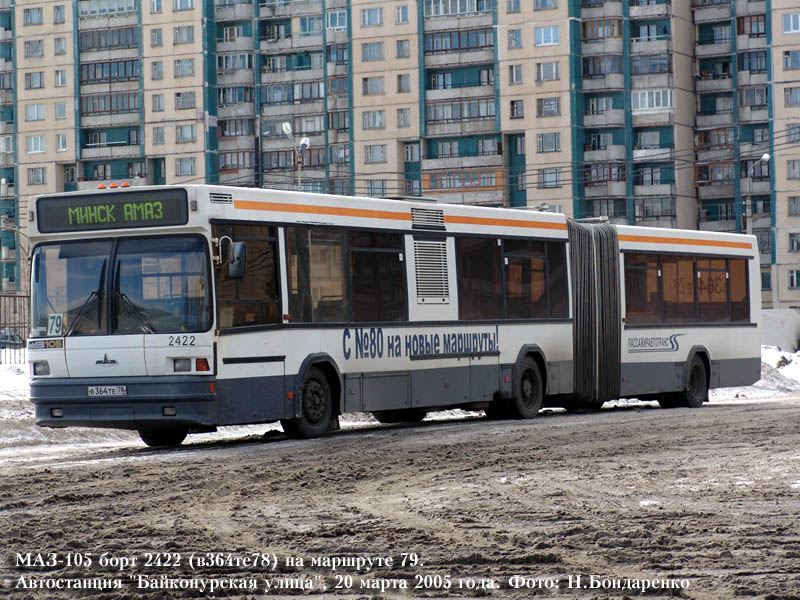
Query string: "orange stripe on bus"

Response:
xmin=618 ymin=234 xmax=752 ymax=250
xmin=233 ymin=200 xmax=413 ymax=221
xmin=444 ymin=215 xmax=568 ymax=230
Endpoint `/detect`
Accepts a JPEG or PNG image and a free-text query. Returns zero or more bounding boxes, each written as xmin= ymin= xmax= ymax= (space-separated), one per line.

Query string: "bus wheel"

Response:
xmin=510 ymin=358 xmax=543 ymax=419
xmin=288 ymin=367 xmax=332 ymax=439
xmin=682 ymin=356 xmax=708 ymax=408
xmin=138 ymin=428 xmax=187 ymax=448
xmin=372 ymin=409 xmax=427 ymax=424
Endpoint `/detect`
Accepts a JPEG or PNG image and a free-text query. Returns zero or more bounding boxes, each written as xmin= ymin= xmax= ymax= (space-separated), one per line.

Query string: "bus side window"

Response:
xmin=287 ymin=227 xmax=347 ymax=323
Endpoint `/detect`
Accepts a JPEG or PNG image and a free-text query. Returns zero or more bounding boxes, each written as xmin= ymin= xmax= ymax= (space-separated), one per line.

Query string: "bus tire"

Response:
xmin=138 ymin=428 xmax=187 ymax=448
xmin=682 ymin=356 xmax=708 ymax=408
xmin=510 ymin=358 xmax=543 ymax=419
xmin=372 ymin=409 xmax=427 ymax=424
xmin=286 ymin=367 xmax=333 ymax=439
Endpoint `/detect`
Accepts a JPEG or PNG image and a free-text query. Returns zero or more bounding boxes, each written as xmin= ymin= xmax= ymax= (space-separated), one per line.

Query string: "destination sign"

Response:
xmin=37 ymin=189 xmax=189 ymax=233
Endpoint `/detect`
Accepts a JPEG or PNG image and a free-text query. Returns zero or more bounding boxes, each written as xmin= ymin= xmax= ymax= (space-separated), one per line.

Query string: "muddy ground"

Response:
xmin=1 ymin=399 xmax=800 ymax=599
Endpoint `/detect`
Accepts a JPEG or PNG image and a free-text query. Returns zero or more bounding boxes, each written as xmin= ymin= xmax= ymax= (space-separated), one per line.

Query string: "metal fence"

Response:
xmin=0 ymin=294 xmax=29 ymax=365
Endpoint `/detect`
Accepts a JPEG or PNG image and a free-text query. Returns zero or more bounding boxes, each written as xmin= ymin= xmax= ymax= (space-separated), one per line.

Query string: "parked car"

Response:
xmin=0 ymin=330 xmax=24 ymax=349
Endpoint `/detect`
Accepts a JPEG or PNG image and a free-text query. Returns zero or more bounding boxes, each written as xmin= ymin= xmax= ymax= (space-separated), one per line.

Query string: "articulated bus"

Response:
xmin=27 ymin=186 xmax=760 ymax=446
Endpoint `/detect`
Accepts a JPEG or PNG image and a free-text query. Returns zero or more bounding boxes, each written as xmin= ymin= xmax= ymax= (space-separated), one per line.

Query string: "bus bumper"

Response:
xmin=30 ymin=376 xmax=217 ymax=430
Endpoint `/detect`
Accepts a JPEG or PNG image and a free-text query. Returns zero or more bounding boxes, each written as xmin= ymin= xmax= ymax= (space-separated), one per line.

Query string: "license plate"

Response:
xmin=88 ymin=385 xmax=127 ymax=397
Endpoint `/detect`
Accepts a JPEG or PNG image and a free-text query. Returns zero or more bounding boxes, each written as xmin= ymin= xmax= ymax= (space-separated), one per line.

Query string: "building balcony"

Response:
xmin=426 ymin=84 xmax=494 ymax=102
xmin=217 ymin=69 xmax=256 ymax=86
xmin=424 ymin=49 xmax=494 ymax=69
xmin=259 ymin=0 xmax=321 ymax=19
xmin=696 ymin=146 xmax=733 ymax=163
xmin=0 ymin=89 xmax=12 ymax=105
xmin=633 ymin=145 xmax=674 ymax=162
xmin=261 ymin=100 xmax=324 ymax=118
xmin=631 ymin=72 xmax=672 ymax=89
xmin=77 ymin=176 xmax=151 ymax=191
xmin=695 ymin=111 xmax=733 ymax=128
xmin=216 ymin=37 xmax=254 ymax=53
xmin=259 ymin=36 xmax=294 ymax=52
xmin=79 ymin=47 xmax=139 ymax=62
xmin=699 ymin=218 xmax=736 ymax=232
xmin=219 ymin=169 xmax=257 ymax=185
xmin=0 ymin=121 xmax=12 ymax=135
xmin=737 ymin=0 xmax=765 ymax=15
xmin=421 ymin=153 xmax=503 ymax=172
xmin=581 ymin=38 xmax=623 ymax=55
xmin=80 ymin=143 xmax=142 ymax=160
xmin=81 ymin=112 xmax=140 ymax=128
xmin=583 ymin=109 xmax=625 ymax=127
xmin=632 ymin=109 xmax=674 ymax=127
xmin=0 ymin=153 xmax=12 ymax=168
xmin=740 ymin=105 xmax=769 ymax=123
xmin=326 ymin=95 xmax=350 ymax=111
xmin=425 ymin=119 xmax=497 ymax=138
xmin=261 ymin=66 xmax=323 ymax=84
xmin=697 ymin=181 xmax=735 ymax=199
xmin=634 ymin=215 xmax=676 ymax=229
xmin=423 ymin=13 xmax=493 ymax=33
xmin=629 ymin=1 xmax=671 ymax=18
xmin=583 ymin=144 xmax=625 ymax=162
xmin=692 ymin=3 xmax=731 ymax=24
xmin=580 ymin=0 xmax=623 ymax=19
xmin=630 ymin=38 xmax=670 ymax=55
xmin=737 ymin=70 xmax=768 ymax=87
xmin=695 ymin=74 xmax=733 ymax=93
xmin=739 ymin=140 xmax=769 ymax=157
xmin=741 ymin=177 xmax=771 ymax=196
xmin=218 ymin=102 xmax=257 ymax=118
xmin=0 ymin=29 xmax=11 ymax=42
xmin=326 ymin=61 xmax=348 ymax=77
xmin=78 ymin=12 xmax=137 ymax=28
xmin=736 ymin=33 xmax=767 ymax=51
xmin=216 ymin=2 xmax=255 ymax=21
xmin=219 ymin=136 xmax=257 ymax=151
xmin=0 ymin=59 xmax=11 ymax=72
xmin=695 ymin=41 xmax=732 ymax=58
xmin=582 ymin=73 xmax=624 ymax=91
xmin=584 ymin=181 xmax=626 ymax=197
xmin=633 ymin=182 xmax=675 ymax=197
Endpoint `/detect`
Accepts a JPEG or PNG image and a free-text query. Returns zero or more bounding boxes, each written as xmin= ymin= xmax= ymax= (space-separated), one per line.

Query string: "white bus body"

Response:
xmin=26 ymin=186 xmax=760 ymax=446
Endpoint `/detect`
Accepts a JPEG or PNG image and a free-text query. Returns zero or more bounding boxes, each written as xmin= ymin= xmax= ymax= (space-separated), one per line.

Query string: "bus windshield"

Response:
xmin=31 ymin=235 xmax=212 ymax=337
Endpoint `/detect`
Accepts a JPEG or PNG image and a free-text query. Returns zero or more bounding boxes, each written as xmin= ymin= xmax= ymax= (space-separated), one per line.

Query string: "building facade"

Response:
xmin=6 ymin=0 xmax=800 ymax=306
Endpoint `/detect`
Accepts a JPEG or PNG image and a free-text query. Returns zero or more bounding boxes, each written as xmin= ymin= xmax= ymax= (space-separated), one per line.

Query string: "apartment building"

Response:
xmin=6 ymin=0 xmax=800 ymax=306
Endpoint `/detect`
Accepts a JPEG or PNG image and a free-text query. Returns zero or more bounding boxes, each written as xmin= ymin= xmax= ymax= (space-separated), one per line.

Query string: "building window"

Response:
xmin=152 ymin=61 xmax=163 ymax=80
xmin=327 ymin=10 xmax=347 ymax=30
xmin=151 ymin=0 xmax=162 ymax=12
xmin=174 ymin=26 xmax=194 ymax=44
xmin=366 ymin=180 xmax=388 ymax=197
xmin=55 ymin=70 xmax=67 ymax=87
xmin=174 ymin=0 xmax=194 ymax=10
xmin=56 ymin=134 xmax=67 ymax=152
xmin=508 ymin=0 xmax=520 ymax=12
xmin=54 ymin=38 xmax=66 ymax=55
xmin=631 ymin=54 xmax=669 ymax=75
xmin=54 ymin=5 xmax=65 ymax=24
xmin=761 ymin=271 xmax=771 ymax=291
xmin=175 ymin=157 xmax=196 ymax=176
xmin=25 ymin=72 xmax=44 ymax=90
xmin=362 ymin=76 xmax=384 ymax=95
xmin=785 ymin=51 xmax=800 ymax=70
xmin=152 ymin=29 xmax=163 ymax=47
xmin=786 ymin=87 xmax=800 ymax=107
xmin=510 ymin=64 xmax=523 ymax=84
xmin=396 ymin=5 xmax=409 ymax=24
xmin=535 ymin=26 xmax=559 ymax=46
xmin=583 ymin=55 xmax=624 ymax=78
xmin=24 ymin=40 xmax=44 ymax=58
xmin=425 ymin=28 xmax=494 ymax=53
xmin=784 ymin=13 xmax=800 ymax=34
xmin=790 ymin=270 xmax=800 ymax=289
xmin=510 ymin=100 xmax=524 ymax=118
xmin=535 ymin=0 xmax=557 ymax=8
xmin=26 ymin=135 xmax=46 ymax=154
xmin=405 ymin=143 xmax=420 ymax=162
xmin=361 ymin=7 xmax=382 ymax=27
xmin=397 ymin=39 xmax=410 ymax=59
xmin=789 ymin=160 xmax=800 ymax=180
xmin=299 ymin=16 xmax=322 ymax=36
xmin=328 ymin=143 xmax=350 ymax=165
xmin=536 ymin=61 xmax=559 ymax=81
xmin=174 ymin=59 xmax=195 ymax=77
xmin=175 ymin=91 xmax=196 ymax=109
xmin=739 ymin=51 xmax=767 ymax=74
xmin=25 ymin=104 xmax=46 ymax=121
xmin=790 ymin=233 xmax=800 ymax=253
xmin=738 ymin=15 xmax=766 ymax=37
xmin=631 ymin=89 xmax=673 ymax=112
xmin=426 ymin=98 xmax=496 ymax=123
xmin=397 ymin=108 xmax=411 ymax=128
xmin=362 ymin=42 xmax=384 ymax=61
xmin=537 ymin=97 xmax=561 ymax=117
xmin=790 ymin=197 xmax=800 ymax=216
xmin=365 ymin=144 xmax=387 ymax=164
xmin=397 ymin=74 xmax=411 ymax=93
xmin=509 ymin=29 xmax=521 ymax=49
xmin=176 ymin=124 xmax=196 ymax=143
xmin=152 ymin=94 xmax=164 ymax=112
xmin=153 ymin=127 xmax=165 ymax=145
xmin=537 ymin=133 xmax=560 ymax=153
xmin=56 ymin=102 xmax=67 ymax=120
xmin=28 ymin=167 xmax=47 ymax=185
xmin=23 ymin=7 xmax=43 ymax=25
xmin=362 ymin=110 xmax=385 ymax=130
xmin=538 ymin=168 xmax=561 ymax=188
xmin=328 ymin=111 xmax=349 ymax=131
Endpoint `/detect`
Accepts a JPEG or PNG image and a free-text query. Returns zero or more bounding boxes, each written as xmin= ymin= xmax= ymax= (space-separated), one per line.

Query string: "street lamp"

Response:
xmin=281 ymin=121 xmax=310 ymax=191
xmin=745 ymin=152 xmax=770 ymax=235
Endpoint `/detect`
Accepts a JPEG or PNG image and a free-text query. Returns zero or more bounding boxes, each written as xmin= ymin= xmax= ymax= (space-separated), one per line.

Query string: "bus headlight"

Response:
xmin=173 ymin=358 xmax=191 ymax=372
xmin=33 ymin=361 xmax=50 ymax=376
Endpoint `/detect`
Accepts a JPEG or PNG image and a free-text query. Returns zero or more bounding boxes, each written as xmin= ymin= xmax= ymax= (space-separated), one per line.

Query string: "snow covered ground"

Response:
xmin=1 ymin=347 xmax=799 ymax=459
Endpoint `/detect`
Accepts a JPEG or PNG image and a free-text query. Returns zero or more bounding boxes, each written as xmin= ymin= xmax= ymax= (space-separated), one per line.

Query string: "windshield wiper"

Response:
xmin=113 ymin=291 xmax=154 ymax=334
xmin=64 ymin=291 xmax=100 ymax=336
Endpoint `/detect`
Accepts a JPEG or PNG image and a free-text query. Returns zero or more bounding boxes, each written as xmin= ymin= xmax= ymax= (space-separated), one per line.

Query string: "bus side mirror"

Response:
xmin=228 ymin=242 xmax=247 ymax=279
